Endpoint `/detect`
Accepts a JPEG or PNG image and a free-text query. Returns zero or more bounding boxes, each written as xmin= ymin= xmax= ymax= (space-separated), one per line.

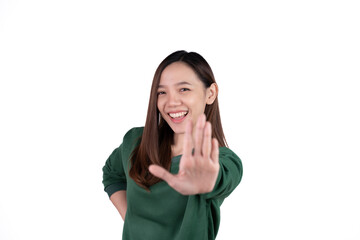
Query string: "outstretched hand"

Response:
xmin=149 ymin=114 xmax=220 ymax=195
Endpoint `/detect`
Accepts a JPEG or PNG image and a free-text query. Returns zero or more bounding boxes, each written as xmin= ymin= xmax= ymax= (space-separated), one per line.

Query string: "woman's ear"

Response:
xmin=206 ymin=83 xmax=218 ymax=105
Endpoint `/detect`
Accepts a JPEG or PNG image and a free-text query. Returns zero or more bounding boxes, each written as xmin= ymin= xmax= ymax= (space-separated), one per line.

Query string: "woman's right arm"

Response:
xmin=103 ymin=128 xmax=143 ymax=219
xmin=102 ymin=145 xmax=128 ymax=220
xmin=110 ymin=190 xmax=127 ymax=221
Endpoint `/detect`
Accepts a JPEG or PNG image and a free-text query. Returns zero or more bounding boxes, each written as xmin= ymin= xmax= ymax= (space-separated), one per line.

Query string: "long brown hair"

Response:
xmin=129 ymin=50 xmax=227 ymax=190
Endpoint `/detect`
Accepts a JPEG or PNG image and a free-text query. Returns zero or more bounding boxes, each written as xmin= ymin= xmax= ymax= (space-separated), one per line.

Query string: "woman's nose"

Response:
xmin=167 ymin=92 xmax=181 ymax=106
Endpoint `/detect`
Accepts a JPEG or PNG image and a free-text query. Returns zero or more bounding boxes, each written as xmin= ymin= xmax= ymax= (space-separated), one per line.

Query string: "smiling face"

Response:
xmin=157 ymin=61 xmax=217 ymax=136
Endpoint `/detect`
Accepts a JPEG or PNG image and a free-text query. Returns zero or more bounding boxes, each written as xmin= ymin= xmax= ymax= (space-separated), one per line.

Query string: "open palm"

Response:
xmin=149 ymin=114 xmax=220 ymax=195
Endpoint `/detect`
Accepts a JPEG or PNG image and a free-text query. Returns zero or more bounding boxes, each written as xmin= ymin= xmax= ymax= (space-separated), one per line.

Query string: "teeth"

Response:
xmin=169 ymin=111 xmax=188 ymax=119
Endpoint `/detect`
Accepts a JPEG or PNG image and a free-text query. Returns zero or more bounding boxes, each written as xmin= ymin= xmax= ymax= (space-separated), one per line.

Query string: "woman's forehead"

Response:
xmin=159 ymin=62 xmax=201 ymax=87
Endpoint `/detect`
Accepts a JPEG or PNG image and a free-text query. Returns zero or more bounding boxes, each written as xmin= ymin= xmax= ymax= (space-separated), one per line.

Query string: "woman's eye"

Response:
xmin=180 ymin=88 xmax=190 ymax=92
xmin=157 ymin=91 xmax=166 ymax=95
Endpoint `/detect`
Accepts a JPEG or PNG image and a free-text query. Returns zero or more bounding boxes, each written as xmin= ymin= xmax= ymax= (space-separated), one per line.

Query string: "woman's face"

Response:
xmin=157 ymin=61 xmax=217 ymax=135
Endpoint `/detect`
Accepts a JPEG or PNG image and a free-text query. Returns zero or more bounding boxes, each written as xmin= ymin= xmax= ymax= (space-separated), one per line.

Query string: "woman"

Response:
xmin=102 ymin=50 xmax=243 ymax=240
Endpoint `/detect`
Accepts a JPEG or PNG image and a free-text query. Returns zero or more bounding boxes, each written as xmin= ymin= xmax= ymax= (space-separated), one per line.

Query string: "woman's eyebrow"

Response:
xmin=158 ymin=81 xmax=191 ymax=88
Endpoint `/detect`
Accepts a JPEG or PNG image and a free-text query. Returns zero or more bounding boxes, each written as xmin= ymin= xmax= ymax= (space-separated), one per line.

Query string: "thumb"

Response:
xmin=149 ymin=164 xmax=175 ymax=185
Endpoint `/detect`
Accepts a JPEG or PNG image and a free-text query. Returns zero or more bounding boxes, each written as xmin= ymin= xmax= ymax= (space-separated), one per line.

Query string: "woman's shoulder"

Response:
xmin=218 ymin=147 xmax=242 ymax=162
xmin=124 ymin=126 xmax=144 ymax=137
xmin=123 ymin=127 xmax=144 ymax=144
xmin=218 ymin=146 xmax=243 ymax=181
xmin=219 ymin=146 xmax=237 ymax=155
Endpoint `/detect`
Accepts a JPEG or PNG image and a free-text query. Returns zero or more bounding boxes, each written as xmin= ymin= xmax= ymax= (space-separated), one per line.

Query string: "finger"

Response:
xmin=194 ymin=114 xmax=206 ymax=156
xmin=149 ymin=164 xmax=176 ymax=186
xmin=211 ymin=138 xmax=219 ymax=164
xmin=202 ymin=121 xmax=212 ymax=160
xmin=183 ymin=118 xmax=193 ymax=158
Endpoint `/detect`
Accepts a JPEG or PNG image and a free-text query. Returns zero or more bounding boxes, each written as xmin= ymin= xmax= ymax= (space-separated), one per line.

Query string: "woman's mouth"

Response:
xmin=168 ymin=111 xmax=188 ymax=123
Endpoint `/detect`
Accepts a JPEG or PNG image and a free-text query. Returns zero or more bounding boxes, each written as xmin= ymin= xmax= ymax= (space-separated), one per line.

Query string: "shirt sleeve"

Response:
xmin=204 ymin=147 xmax=243 ymax=200
xmin=102 ymin=143 xmax=127 ymax=198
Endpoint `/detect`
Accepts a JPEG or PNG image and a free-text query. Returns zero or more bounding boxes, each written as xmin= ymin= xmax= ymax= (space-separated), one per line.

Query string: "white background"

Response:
xmin=1 ymin=0 xmax=359 ymax=239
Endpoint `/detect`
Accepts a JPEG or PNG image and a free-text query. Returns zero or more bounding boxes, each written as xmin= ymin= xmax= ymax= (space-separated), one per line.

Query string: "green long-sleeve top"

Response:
xmin=102 ymin=127 xmax=243 ymax=240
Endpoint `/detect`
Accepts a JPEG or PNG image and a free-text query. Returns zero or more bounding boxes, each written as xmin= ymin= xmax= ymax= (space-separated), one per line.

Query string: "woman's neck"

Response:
xmin=171 ymin=131 xmax=195 ymax=157
xmin=171 ymin=133 xmax=185 ymax=157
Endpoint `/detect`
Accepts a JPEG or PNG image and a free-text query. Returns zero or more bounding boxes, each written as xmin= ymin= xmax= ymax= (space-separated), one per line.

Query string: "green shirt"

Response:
xmin=102 ymin=127 xmax=243 ymax=240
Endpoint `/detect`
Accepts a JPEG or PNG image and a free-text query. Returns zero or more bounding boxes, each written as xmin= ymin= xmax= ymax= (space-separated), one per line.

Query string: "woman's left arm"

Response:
xmin=203 ymin=148 xmax=242 ymax=200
